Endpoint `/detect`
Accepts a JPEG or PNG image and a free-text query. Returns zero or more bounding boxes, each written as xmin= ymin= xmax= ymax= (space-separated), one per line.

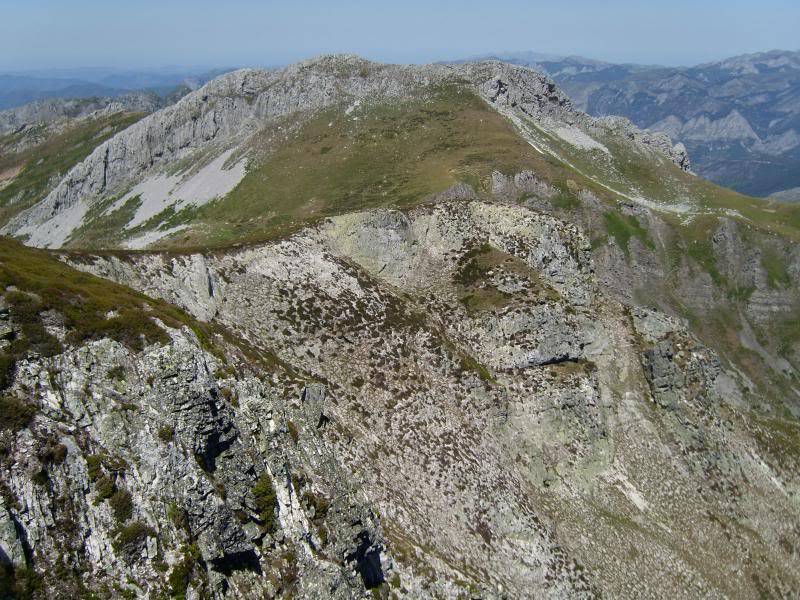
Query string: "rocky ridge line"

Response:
xmin=2 ymin=55 xmax=690 ymax=247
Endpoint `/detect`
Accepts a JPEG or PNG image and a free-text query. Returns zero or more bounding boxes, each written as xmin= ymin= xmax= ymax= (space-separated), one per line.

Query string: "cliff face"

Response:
xmin=0 ymin=239 xmax=388 ymax=598
xmin=0 ymin=326 xmax=398 ymax=598
xmin=0 ymin=93 xmax=163 ymax=137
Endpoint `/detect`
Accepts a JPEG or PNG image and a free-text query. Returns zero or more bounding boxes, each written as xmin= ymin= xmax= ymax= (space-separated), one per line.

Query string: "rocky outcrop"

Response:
xmin=600 ymin=115 xmax=692 ymax=171
xmin=0 ymin=93 xmax=162 ymax=136
xmin=53 ymin=199 xmax=800 ymax=598
xmin=1 ymin=54 xmax=798 ymax=599
xmin=0 ymin=313 xmax=388 ymax=598
xmin=491 ymin=170 xmax=557 ymax=200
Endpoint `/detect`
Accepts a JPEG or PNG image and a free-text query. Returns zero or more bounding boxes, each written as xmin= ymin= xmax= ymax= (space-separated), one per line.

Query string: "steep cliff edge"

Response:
xmin=0 ymin=238 xmax=390 ymax=598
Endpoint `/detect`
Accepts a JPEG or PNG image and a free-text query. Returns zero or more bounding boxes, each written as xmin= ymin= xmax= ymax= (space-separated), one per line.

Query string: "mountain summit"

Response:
xmin=2 ymin=55 xmax=689 ymax=250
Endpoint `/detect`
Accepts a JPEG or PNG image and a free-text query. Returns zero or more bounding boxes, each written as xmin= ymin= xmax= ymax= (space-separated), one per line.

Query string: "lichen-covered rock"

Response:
xmin=0 ymin=319 xmax=388 ymax=598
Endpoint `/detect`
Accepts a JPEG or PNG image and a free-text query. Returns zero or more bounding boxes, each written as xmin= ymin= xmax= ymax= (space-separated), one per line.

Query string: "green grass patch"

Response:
xmin=550 ymin=191 xmax=581 ymax=211
xmin=727 ymin=286 xmax=755 ymax=303
xmin=761 ymin=250 xmax=791 ymax=289
xmin=773 ymin=316 xmax=800 ymax=360
xmin=602 ymin=211 xmax=654 ymax=257
xmin=113 ymin=521 xmax=154 ymax=557
xmin=0 ymin=237 xmax=238 ymax=385
xmin=460 ymin=353 xmax=494 ymax=382
xmin=253 ymin=473 xmax=278 ymax=533
xmin=751 ymin=413 xmax=800 ymax=472
xmin=0 ymin=394 xmax=37 ymax=431
xmin=155 ymin=85 xmax=562 ymax=249
xmin=168 ymin=544 xmax=202 ymax=600
xmin=523 ymin=115 xmax=800 ymax=243
xmin=109 ymin=488 xmax=134 ymax=523
xmin=65 ymin=194 xmax=143 ymax=248
xmin=454 ymin=243 xmax=560 ymax=315
xmin=687 ymin=239 xmax=724 ymax=285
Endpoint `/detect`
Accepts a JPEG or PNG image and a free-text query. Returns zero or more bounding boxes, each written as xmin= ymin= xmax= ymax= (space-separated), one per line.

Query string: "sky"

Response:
xmin=0 ymin=0 xmax=798 ymax=71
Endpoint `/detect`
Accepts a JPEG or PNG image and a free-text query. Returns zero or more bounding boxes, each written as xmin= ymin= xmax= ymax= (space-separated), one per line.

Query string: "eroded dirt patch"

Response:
xmin=0 ymin=164 xmax=23 ymax=182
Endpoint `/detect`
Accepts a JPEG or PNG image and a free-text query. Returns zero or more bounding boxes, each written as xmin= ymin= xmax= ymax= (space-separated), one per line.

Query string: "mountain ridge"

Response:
xmin=469 ymin=49 xmax=800 ymax=197
xmin=0 ymin=55 xmax=689 ymax=250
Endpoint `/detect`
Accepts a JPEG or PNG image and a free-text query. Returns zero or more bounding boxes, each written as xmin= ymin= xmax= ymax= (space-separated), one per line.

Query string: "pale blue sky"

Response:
xmin=0 ymin=0 xmax=797 ymax=71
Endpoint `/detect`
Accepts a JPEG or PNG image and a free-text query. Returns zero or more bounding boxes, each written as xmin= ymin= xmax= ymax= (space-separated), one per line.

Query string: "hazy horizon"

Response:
xmin=1 ymin=0 xmax=798 ymax=72
xmin=2 ymin=47 xmax=800 ymax=77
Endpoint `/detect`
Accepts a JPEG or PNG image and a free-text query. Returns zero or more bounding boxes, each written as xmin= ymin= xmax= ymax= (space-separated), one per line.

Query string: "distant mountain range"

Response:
xmin=0 ymin=66 xmax=233 ymax=110
xmin=467 ymin=50 xmax=800 ymax=198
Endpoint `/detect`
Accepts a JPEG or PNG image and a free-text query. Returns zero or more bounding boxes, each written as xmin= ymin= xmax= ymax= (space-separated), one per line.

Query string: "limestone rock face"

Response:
xmin=600 ymin=115 xmax=692 ymax=172
xmin=37 ymin=199 xmax=796 ymax=598
xmin=1 ymin=55 xmax=798 ymax=600
xmin=0 ymin=324 xmax=387 ymax=598
xmin=0 ymin=93 xmax=163 ymax=136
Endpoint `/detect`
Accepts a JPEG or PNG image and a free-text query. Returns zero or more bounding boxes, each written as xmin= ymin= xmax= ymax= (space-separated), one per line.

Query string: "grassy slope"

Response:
xmin=104 ymin=82 xmax=798 ymax=253
xmin=2 ymin=87 xmax=799 ymax=594
xmin=0 ymin=112 xmax=145 ymax=226
xmin=0 ymin=237 xmax=237 ymax=391
xmin=57 ymin=84 xmax=799 ymax=255
xmin=515 ymin=122 xmax=800 ymax=409
xmin=518 ymin=115 xmax=800 ymax=241
xmin=521 ymin=126 xmax=800 ymax=399
xmin=142 ymin=85 xmax=592 ymax=249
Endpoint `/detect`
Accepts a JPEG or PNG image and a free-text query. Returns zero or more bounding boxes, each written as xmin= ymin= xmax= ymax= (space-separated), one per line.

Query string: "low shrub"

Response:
xmin=302 ymin=490 xmax=330 ymax=522
xmin=0 ymin=563 xmax=43 ymax=599
xmin=167 ymin=544 xmax=201 ymax=600
xmin=32 ymin=468 xmax=49 ymax=487
xmin=110 ymin=488 xmax=133 ymax=523
xmin=86 ymin=454 xmax=103 ymax=480
xmin=253 ymin=474 xmax=278 ymax=533
xmin=0 ymin=238 xmax=233 ymax=364
xmin=39 ymin=443 xmax=68 ymax=465
xmin=0 ymin=353 xmax=14 ymax=390
xmin=94 ymin=475 xmax=116 ymax=503
xmin=0 ymin=395 xmax=37 ymax=432
xmin=107 ymin=365 xmax=126 ymax=381
xmin=286 ymin=420 xmax=299 ymax=443
xmin=157 ymin=425 xmax=174 ymax=442
xmin=113 ymin=521 xmax=154 ymax=557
